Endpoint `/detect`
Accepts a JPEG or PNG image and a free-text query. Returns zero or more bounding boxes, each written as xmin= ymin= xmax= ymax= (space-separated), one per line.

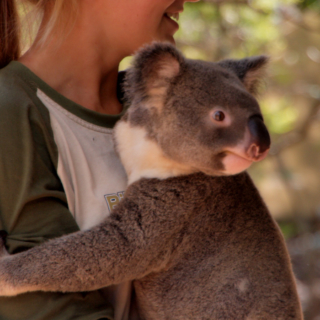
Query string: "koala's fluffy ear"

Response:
xmin=124 ymin=42 xmax=184 ymax=104
xmin=218 ymin=56 xmax=269 ymax=95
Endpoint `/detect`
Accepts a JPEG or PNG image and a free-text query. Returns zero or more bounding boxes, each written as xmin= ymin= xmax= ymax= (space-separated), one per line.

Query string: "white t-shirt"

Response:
xmin=38 ymin=89 xmax=131 ymax=320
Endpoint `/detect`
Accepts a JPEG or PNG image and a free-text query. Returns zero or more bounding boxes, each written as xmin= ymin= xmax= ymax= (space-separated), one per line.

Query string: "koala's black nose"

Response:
xmin=248 ymin=115 xmax=271 ymax=153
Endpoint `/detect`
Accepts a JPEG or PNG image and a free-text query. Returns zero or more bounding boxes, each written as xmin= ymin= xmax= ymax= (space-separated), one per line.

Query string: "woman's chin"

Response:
xmin=156 ymin=32 xmax=176 ymax=44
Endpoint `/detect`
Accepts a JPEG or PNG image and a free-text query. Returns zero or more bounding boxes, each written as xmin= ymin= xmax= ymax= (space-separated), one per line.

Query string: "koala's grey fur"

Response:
xmin=0 ymin=43 xmax=303 ymax=320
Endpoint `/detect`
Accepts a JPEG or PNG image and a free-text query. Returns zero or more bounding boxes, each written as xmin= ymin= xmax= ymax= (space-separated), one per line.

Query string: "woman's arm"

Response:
xmin=0 ymin=77 xmax=80 ymax=255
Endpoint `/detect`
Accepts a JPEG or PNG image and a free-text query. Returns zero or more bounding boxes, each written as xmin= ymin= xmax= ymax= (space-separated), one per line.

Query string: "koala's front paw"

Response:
xmin=0 ymin=231 xmax=9 ymax=258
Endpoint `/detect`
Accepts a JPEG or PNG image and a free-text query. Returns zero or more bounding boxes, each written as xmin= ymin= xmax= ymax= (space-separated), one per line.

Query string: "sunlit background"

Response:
xmin=20 ymin=0 xmax=320 ymax=318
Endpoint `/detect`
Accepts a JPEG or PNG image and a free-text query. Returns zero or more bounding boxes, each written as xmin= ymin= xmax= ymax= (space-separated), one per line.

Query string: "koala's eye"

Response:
xmin=213 ymin=111 xmax=225 ymax=122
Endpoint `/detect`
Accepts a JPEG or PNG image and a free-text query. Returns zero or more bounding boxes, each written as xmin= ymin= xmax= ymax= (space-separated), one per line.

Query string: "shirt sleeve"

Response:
xmin=0 ymin=82 xmax=80 ymax=254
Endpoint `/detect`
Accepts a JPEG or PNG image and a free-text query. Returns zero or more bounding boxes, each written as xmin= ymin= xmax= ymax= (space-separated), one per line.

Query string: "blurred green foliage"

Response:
xmin=299 ymin=0 xmax=320 ymax=10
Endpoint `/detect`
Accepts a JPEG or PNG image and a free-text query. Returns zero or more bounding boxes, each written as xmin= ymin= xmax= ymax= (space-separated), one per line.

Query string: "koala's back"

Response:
xmin=126 ymin=172 xmax=302 ymax=320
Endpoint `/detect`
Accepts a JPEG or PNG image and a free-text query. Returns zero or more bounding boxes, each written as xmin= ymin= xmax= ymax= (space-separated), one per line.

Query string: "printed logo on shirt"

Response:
xmin=104 ymin=191 xmax=125 ymax=212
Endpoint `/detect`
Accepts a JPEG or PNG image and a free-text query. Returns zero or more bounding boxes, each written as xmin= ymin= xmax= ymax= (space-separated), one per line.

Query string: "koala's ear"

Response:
xmin=218 ymin=56 xmax=269 ymax=95
xmin=124 ymin=42 xmax=184 ymax=103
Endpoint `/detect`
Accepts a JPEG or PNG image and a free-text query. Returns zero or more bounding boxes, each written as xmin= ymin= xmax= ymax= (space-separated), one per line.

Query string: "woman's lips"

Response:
xmin=163 ymin=13 xmax=179 ymax=30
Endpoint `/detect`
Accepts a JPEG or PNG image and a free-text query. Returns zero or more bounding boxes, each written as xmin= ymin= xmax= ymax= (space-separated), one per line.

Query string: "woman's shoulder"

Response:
xmin=0 ymin=62 xmax=36 ymax=108
xmin=0 ymin=63 xmax=55 ymax=149
xmin=0 ymin=62 xmax=49 ymax=124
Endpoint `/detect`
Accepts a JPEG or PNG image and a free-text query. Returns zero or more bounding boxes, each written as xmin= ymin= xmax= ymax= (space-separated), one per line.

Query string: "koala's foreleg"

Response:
xmin=0 ymin=215 xmax=149 ymax=295
xmin=0 ymin=175 xmax=199 ymax=297
xmin=0 ymin=191 xmax=183 ymax=297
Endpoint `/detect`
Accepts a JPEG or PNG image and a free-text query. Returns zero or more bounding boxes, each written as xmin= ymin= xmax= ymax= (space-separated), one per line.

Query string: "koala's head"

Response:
xmin=115 ymin=42 xmax=270 ymax=181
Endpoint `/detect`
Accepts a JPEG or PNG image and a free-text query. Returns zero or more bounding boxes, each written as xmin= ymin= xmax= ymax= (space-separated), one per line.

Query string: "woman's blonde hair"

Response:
xmin=0 ymin=0 xmax=78 ymax=69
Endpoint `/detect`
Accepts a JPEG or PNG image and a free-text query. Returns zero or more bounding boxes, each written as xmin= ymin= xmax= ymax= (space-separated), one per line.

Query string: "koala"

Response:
xmin=0 ymin=43 xmax=303 ymax=320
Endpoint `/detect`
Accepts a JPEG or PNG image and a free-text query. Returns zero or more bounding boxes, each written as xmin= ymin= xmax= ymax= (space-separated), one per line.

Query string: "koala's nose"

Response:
xmin=248 ymin=115 xmax=271 ymax=155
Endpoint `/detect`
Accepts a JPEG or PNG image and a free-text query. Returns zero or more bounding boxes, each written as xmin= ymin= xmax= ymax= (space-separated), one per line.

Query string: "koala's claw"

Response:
xmin=0 ymin=230 xmax=9 ymax=257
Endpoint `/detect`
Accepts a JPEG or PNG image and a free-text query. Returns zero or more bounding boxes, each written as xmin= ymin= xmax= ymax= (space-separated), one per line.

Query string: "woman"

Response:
xmin=0 ymin=0 xmax=198 ymax=319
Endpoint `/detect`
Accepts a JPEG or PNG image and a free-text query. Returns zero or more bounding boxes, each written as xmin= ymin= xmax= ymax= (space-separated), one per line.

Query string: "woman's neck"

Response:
xmin=19 ymin=12 xmax=125 ymax=115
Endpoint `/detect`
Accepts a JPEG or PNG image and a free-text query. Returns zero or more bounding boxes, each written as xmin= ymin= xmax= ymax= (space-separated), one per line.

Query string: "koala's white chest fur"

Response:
xmin=114 ymin=121 xmax=196 ymax=185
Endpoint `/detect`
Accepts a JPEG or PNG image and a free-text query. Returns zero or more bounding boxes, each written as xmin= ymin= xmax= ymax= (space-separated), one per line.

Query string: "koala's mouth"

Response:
xmin=219 ymin=152 xmax=254 ymax=175
xmin=221 ymin=127 xmax=270 ymax=172
xmin=219 ymin=148 xmax=269 ymax=175
xmin=226 ymin=148 xmax=269 ymax=163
